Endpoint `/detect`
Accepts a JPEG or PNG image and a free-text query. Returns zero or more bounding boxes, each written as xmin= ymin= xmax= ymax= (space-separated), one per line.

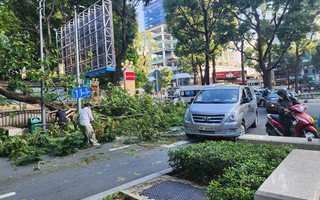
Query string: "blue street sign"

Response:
xmin=72 ymin=87 xmax=91 ymax=99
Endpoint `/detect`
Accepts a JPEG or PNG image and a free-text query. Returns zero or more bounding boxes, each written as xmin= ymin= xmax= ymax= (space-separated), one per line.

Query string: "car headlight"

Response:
xmin=227 ymin=112 xmax=238 ymax=123
xmin=184 ymin=109 xmax=191 ymax=122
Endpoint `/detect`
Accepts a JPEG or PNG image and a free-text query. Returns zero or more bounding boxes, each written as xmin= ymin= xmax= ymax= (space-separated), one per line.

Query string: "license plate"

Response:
xmin=199 ymin=126 xmax=214 ymax=131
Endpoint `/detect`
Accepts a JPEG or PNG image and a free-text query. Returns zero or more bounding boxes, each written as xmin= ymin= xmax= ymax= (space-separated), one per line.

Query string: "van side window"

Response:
xmin=241 ymin=89 xmax=246 ymax=99
xmin=245 ymin=87 xmax=253 ymax=100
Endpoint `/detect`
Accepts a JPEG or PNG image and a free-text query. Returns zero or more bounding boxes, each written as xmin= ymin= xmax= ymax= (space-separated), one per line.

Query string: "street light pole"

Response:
xmin=74 ymin=5 xmax=81 ymax=113
xmin=53 ymin=28 xmax=60 ymax=82
xmin=39 ymin=0 xmax=46 ymax=131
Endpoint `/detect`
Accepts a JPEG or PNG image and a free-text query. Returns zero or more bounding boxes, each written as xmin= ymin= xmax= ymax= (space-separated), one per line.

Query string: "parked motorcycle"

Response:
xmin=266 ymin=104 xmax=318 ymax=138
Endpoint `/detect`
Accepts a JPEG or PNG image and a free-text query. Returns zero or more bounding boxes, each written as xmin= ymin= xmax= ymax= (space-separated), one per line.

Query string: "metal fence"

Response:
xmin=0 ymin=110 xmax=54 ymax=127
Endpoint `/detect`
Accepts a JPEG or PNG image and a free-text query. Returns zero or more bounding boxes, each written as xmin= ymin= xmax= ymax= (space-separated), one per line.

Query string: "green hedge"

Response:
xmin=168 ymin=141 xmax=293 ymax=200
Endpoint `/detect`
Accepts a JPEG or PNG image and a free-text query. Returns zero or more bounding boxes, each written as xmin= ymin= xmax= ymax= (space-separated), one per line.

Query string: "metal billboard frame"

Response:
xmin=56 ymin=0 xmax=116 ymax=77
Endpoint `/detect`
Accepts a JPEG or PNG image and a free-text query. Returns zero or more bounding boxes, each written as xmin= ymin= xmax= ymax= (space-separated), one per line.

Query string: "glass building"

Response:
xmin=144 ymin=0 xmax=166 ymax=29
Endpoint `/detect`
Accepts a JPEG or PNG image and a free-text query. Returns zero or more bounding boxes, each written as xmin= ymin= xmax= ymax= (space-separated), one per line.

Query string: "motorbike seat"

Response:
xmin=270 ymin=114 xmax=280 ymax=122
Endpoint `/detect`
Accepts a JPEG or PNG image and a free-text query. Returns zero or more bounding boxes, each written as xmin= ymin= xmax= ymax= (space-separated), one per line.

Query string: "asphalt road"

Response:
xmin=0 ymin=142 xmax=176 ymax=200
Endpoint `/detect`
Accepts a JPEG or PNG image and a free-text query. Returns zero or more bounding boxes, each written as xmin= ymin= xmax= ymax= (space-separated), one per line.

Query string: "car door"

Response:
xmin=244 ymin=87 xmax=256 ymax=125
xmin=240 ymin=88 xmax=250 ymax=128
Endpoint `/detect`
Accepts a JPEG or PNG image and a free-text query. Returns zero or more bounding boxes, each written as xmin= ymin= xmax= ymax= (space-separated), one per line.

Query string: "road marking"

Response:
xmin=0 ymin=192 xmax=16 ymax=199
xmin=109 ymin=145 xmax=130 ymax=152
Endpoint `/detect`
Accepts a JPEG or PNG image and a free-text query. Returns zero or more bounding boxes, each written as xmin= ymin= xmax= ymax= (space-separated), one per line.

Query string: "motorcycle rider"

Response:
xmin=276 ymin=88 xmax=300 ymax=136
xmin=260 ymin=88 xmax=270 ymax=107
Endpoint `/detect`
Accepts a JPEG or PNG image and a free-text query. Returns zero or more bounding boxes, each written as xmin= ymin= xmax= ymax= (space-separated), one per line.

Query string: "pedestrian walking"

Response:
xmin=79 ymin=103 xmax=100 ymax=146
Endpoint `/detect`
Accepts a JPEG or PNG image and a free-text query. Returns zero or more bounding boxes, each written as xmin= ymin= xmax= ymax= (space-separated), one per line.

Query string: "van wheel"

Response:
xmin=250 ymin=114 xmax=258 ymax=128
xmin=186 ymin=133 xmax=197 ymax=139
xmin=239 ymin=122 xmax=246 ymax=136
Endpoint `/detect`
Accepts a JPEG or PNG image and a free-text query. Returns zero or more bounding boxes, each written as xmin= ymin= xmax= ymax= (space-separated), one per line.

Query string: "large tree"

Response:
xmin=164 ymin=0 xmax=236 ymax=85
xmin=0 ymin=0 xmax=149 ymax=110
xmin=230 ymin=0 xmax=319 ymax=89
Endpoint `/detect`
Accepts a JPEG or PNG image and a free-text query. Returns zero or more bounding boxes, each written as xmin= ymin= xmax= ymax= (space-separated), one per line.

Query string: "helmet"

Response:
xmin=277 ymin=88 xmax=288 ymax=98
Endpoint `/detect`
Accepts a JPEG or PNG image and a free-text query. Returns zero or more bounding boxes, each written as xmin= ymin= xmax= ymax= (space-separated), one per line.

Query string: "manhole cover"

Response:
xmin=139 ymin=180 xmax=207 ymax=200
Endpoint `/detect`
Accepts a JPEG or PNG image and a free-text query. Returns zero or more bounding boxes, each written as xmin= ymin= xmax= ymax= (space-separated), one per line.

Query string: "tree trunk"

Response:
xmin=113 ymin=0 xmax=128 ymax=84
xmin=199 ymin=64 xmax=204 ymax=85
xmin=263 ymin=70 xmax=272 ymax=89
xmin=0 ymin=86 xmax=62 ymax=111
xmin=241 ymin=41 xmax=245 ymax=85
xmin=212 ymin=57 xmax=216 ymax=84
xmin=295 ymin=44 xmax=300 ymax=93
xmin=204 ymin=54 xmax=210 ymax=85
xmin=191 ymin=55 xmax=197 ymax=85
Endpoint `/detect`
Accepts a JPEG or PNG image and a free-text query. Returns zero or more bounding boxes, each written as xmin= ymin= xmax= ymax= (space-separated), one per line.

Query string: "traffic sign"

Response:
xmin=125 ymin=71 xmax=135 ymax=81
xmin=72 ymin=87 xmax=91 ymax=99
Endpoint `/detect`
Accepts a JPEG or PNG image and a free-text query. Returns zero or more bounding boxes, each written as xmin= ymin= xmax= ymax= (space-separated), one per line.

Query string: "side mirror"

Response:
xmin=241 ymin=97 xmax=250 ymax=104
xmin=190 ymin=97 xmax=194 ymax=103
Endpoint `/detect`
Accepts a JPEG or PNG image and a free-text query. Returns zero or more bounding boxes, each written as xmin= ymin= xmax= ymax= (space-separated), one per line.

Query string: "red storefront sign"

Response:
xmin=215 ymin=70 xmax=247 ymax=79
xmin=125 ymin=71 xmax=135 ymax=81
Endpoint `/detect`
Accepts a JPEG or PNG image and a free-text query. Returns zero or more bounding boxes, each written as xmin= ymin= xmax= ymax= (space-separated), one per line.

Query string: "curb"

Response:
xmin=82 ymin=168 xmax=172 ymax=200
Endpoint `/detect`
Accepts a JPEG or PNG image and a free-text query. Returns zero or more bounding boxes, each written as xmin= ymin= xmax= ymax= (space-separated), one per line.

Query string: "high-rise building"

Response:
xmin=144 ymin=0 xmax=166 ymax=30
xmin=144 ymin=0 xmax=192 ymax=87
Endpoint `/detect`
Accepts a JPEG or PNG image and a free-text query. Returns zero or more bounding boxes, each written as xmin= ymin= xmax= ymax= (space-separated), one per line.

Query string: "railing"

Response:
xmin=0 ymin=110 xmax=55 ymax=127
xmin=296 ymin=92 xmax=320 ymax=99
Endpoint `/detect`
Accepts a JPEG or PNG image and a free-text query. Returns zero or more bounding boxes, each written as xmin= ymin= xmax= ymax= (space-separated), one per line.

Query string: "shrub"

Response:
xmin=47 ymin=130 xmax=89 ymax=156
xmin=0 ymin=135 xmax=41 ymax=166
xmin=168 ymin=141 xmax=293 ymax=200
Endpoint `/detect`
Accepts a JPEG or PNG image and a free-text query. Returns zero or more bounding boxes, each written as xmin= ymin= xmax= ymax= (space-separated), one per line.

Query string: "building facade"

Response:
xmin=144 ymin=0 xmax=166 ymax=30
xmin=144 ymin=0 xmax=192 ymax=87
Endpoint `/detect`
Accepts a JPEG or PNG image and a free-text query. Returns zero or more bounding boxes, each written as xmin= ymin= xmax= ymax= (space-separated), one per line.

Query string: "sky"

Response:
xmin=137 ymin=2 xmax=145 ymax=32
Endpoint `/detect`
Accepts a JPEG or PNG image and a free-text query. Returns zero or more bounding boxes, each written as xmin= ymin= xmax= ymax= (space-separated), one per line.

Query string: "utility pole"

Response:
xmin=39 ymin=0 xmax=46 ymax=131
xmin=74 ymin=5 xmax=81 ymax=113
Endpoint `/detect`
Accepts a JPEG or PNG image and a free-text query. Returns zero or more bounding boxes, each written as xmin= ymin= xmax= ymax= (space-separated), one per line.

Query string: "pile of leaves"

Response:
xmin=95 ymin=84 xmax=186 ymax=143
xmin=168 ymin=141 xmax=293 ymax=200
xmin=0 ymin=84 xmax=186 ymax=166
xmin=0 ymin=123 xmax=89 ymax=166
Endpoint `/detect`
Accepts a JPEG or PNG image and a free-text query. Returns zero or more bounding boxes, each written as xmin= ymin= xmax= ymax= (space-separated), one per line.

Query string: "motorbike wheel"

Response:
xmin=299 ymin=130 xmax=319 ymax=138
xmin=266 ymin=123 xmax=278 ymax=136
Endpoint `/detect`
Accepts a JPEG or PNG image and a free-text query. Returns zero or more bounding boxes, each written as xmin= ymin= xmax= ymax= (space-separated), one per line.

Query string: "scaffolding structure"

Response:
xmin=56 ymin=0 xmax=115 ymax=77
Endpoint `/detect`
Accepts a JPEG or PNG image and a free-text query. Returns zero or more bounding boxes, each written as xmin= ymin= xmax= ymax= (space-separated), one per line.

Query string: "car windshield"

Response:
xmin=194 ymin=89 xmax=238 ymax=103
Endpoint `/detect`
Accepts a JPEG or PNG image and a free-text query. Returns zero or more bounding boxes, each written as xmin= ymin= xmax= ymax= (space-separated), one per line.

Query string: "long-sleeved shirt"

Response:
xmin=79 ymin=107 xmax=94 ymax=126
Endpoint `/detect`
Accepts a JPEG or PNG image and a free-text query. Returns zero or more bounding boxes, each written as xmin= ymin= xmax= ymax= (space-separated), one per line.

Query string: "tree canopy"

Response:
xmin=0 ymin=0 xmax=149 ymax=110
xmin=230 ymin=0 xmax=319 ymax=89
xmin=163 ymin=0 xmax=237 ymax=85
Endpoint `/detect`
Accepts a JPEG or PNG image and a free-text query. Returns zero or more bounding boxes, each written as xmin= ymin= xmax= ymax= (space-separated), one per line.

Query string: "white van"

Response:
xmin=184 ymin=85 xmax=258 ymax=139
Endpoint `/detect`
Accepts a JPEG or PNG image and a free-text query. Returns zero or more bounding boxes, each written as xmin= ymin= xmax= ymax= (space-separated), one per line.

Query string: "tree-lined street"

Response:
xmin=1 ymin=0 xmax=320 ymax=199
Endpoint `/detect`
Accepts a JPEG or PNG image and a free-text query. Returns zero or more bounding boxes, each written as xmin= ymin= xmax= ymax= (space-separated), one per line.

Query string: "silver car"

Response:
xmin=184 ymin=85 xmax=258 ymax=139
